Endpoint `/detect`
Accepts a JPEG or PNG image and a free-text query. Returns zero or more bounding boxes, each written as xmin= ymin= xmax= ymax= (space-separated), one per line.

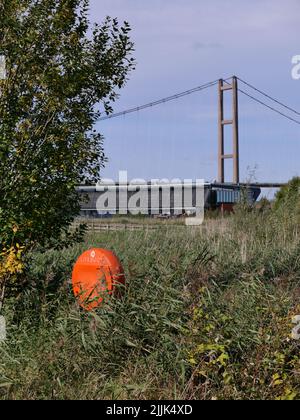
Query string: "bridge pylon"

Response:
xmin=218 ymin=76 xmax=240 ymax=184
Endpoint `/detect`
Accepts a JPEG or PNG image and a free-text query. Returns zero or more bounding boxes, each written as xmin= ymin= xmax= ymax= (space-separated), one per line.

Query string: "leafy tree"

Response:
xmin=0 ymin=0 xmax=135 ymax=298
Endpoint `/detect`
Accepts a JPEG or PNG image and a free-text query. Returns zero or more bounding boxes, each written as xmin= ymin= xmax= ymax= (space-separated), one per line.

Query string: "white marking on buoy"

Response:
xmin=91 ymin=251 xmax=96 ymax=259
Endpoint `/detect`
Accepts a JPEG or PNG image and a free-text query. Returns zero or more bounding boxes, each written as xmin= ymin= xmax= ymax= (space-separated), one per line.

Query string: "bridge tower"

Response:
xmin=218 ymin=76 xmax=240 ymax=184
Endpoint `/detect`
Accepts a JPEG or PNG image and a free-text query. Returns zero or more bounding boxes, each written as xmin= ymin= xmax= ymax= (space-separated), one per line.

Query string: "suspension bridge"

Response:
xmin=80 ymin=75 xmax=300 ymax=217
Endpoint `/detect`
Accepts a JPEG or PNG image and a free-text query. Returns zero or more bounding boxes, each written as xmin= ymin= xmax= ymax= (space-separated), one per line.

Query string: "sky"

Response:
xmin=90 ymin=0 xmax=300 ymax=192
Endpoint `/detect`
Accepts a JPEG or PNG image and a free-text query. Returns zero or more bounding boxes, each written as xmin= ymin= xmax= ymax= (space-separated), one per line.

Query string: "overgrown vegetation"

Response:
xmin=1 ymin=193 xmax=300 ymax=400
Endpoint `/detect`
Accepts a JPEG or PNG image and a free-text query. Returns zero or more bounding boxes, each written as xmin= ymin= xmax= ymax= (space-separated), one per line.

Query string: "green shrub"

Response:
xmin=275 ymin=177 xmax=300 ymax=210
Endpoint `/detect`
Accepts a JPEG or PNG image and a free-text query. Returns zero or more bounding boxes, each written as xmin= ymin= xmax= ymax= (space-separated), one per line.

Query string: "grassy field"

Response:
xmin=1 ymin=203 xmax=300 ymax=400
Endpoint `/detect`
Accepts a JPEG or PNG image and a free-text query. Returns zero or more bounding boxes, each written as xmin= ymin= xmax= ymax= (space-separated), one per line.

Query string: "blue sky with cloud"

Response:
xmin=90 ymin=0 xmax=300 ymax=187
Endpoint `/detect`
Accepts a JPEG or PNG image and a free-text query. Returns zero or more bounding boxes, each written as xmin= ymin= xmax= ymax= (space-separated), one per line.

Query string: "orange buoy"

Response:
xmin=72 ymin=248 xmax=125 ymax=311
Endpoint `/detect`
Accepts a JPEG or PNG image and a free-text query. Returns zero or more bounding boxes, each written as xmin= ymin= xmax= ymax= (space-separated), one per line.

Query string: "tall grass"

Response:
xmin=1 ymin=202 xmax=300 ymax=400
